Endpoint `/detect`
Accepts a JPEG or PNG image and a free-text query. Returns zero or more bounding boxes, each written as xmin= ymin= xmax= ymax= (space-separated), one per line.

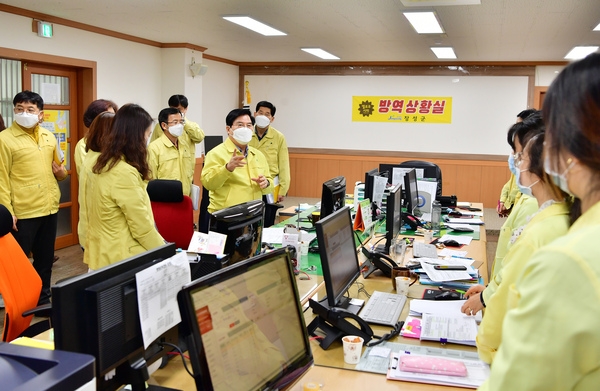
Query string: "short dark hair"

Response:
xmin=226 ymin=108 xmax=254 ymax=127
xmin=516 ymin=109 xmax=537 ymax=121
xmin=168 ymin=95 xmax=188 ymax=109
xmin=255 ymin=101 xmax=276 ymax=116
xmin=85 ymin=111 xmax=114 ymax=153
xmin=507 ymin=125 xmax=518 ymax=151
xmin=83 ymin=99 xmax=118 ymax=128
xmin=158 ymin=108 xmax=181 ymax=128
xmin=13 ymin=90 xmax=43 ymax=110
xmin=544 ymin=52 xmax=600 ymax=175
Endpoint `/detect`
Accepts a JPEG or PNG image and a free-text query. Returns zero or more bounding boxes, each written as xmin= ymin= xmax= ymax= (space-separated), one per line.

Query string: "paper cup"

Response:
xmin=424 ymin=230 xmax=434 ymax=243
xmin=395 ymin=276 xmax=410 ymax=296
xmin=342 ymin=335 xmax=364 ymax=364
xmin=301 ymin=241 xmax=309 ymax=255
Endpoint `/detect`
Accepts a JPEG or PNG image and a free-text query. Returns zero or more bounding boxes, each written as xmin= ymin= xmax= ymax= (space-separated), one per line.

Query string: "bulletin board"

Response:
xmin=244 ymin=74 xmax=529 ymax=155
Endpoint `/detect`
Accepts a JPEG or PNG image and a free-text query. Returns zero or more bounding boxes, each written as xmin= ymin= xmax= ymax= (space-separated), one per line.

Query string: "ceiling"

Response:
xmin=2 ymin=0 xmax=599 ymax=63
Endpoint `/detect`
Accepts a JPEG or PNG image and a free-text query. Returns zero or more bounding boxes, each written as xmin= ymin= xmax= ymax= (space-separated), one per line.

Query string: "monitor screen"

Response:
xmin=320 ymin=176 xmax=346 ymax=219
xmin=52 ymin=244 xmax=179 ymax=391
xmin=379 ymin=164 xmax=419 ymax=215
xmin=315 ymin=206 xmax=361 ymax=311
xmin=177 ymin=247 xmax=313 ymax=391
xmin=384 ymin=183 xmax=403 ymax=254
xmin=210 ymin=199 xmax=264 ymax=265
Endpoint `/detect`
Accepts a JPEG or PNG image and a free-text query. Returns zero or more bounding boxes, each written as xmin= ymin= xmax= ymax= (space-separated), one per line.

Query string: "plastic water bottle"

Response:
xmin=431 ymin=200 xmax=442 ymax=231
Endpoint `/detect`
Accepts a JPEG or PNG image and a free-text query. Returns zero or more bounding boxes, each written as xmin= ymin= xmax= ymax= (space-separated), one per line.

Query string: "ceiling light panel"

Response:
xmin=564 ymin=46 xmax=599 ymax=60
xmin=401 ymin=0 xmax=480 ymax=6
xmin=431 ymin=47 xmax=457 ymax=58
xmin=594 ymin=22 xmax=600 ymax=31
xmin=403 ymin=12 xmax=444 ymax=34
xmin=301 ymin=48 xmax=340 ymax=60
xmin=222 ymin=16 xmax=286 ymax=36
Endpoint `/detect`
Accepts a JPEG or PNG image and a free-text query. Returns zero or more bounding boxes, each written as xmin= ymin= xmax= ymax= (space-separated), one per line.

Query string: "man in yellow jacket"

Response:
xmin=0 ymin=91 xmax=67 ymax=305
xmin=148 ymin=108 xmax=199 ymax=197
xmin=249 ymin=101 xmax=290 ymax=202
xmin=201 ymin=108 xmax=272 ymax=214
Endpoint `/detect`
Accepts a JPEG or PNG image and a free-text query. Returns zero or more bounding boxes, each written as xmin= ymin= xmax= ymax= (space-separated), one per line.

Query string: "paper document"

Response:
xmin=446 ymin=218 xmax=484 ymax=225
xmin=438 ymin=248 xmax=468 ymax=258
xmin=420 ymin=313 xmax=478 ymax=346
xmin=262 ymin=227 xmax=285 ymax=244
xmin=391 ymin=167 xmax=413 ymax=186
xmin=135 ymin=252 xmax=191 ymax=349
xmin=409 ymin=299 xmax=482 ymax=322
xmin=187 ymin=231 xmax=227 ymax=254
xmin=421 ymin=262 xmax=473 ymax=282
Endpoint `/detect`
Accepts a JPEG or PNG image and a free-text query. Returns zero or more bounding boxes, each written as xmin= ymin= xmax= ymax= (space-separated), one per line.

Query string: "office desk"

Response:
xmin=152 ymin=212 xmax=488 ymax=390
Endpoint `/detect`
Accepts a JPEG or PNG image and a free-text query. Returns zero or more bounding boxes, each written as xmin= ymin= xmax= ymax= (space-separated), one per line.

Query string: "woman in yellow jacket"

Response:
xmin=83 ymin=104 xmax=164 ymax=270
xmin=475 ymin=133 xmax=571 ymax=363
xmin=479 ymin=53 xmax=600 ymax=390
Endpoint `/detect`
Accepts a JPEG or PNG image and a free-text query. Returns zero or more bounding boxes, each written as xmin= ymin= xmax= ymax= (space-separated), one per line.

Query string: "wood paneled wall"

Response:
xmin=286 ymin=151 xmax=510 ymax=208
xmin=195 ymin=150 xmax=510 ymax=209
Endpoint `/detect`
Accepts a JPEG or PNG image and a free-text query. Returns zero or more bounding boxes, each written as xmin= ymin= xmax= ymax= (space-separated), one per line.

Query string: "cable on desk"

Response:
xmin=159 ymin=342 xmax=194 ymax=377
xmin=355 ymin=281 xmax=371 ymax=299
xmin=366 ymin=320 xmax=404 ymax=347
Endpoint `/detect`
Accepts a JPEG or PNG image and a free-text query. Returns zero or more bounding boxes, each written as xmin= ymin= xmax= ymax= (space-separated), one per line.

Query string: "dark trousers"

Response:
xmin=12 ymin=213 xmax=58 ymax=305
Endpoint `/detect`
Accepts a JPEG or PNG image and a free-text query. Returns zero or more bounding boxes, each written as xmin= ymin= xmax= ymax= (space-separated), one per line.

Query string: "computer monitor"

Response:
xmin=320 ymin=176 xmax=346 ymax=219
xmin=209 ymin=199 xmax=264 ymax=265
xmin=379 ymin=164 xmax=419 ymax=214
xmin=382 ymin=183 xmax=403 ymax=254
xmin=315 ymin=206 xmax=362 ymax=313
xmin=177 ymin=247 xmax=313 ymax=391
xmin=52 ymin=243 xmax=180 ymax=391
xmin=363 ymin=168 xmax=379 ymax=204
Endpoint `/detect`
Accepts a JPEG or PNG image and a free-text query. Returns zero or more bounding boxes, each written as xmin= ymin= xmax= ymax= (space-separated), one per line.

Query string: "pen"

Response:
xmin=440 ymin=286 xmax=466 ymax=294
xmin=434 ymin=265 xmax=467 ymax=270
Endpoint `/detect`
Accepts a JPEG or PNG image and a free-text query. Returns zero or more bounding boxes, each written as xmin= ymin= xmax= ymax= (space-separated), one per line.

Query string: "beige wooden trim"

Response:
xmin=533 ymin=86 xmax=549 ymax=109
xmin=288 ymin=148 xmax=508 ymax=162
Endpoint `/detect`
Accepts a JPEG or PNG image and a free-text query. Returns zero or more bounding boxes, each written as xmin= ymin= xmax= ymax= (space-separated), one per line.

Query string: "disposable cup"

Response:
xmin=342 ymin=335 xmax=364 ymax=365
xmin=395 ymin=276 xmax=410 ymax=296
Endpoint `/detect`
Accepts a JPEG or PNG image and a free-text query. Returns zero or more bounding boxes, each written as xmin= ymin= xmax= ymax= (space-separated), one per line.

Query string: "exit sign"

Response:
xmin=37 ymin=21 xmax=53 ymax=38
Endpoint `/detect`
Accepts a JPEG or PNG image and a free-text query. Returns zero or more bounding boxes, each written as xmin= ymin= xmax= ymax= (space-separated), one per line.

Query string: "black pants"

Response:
xmin=12 ymin=213 xmax=58 ymax=305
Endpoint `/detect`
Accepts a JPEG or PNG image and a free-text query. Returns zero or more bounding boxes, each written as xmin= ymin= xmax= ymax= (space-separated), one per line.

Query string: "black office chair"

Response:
xmin=399 ymin=160 xmax=443 ymax=198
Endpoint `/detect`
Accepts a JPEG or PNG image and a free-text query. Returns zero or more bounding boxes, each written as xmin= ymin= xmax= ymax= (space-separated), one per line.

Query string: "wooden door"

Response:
xmin=22 ymin=62 xmax=79 ymax=249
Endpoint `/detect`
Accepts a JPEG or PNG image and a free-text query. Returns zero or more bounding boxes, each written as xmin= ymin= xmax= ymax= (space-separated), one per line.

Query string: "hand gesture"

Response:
xmin=251 ymin=174 xmax=269 ymax=189
xmin=226 ymin=150 xmax=246 ymax=172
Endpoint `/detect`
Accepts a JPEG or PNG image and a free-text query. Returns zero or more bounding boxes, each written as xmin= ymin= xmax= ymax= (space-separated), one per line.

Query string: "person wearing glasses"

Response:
xmin=148 ymin=107 xmax=197 ymax=197
xmin=479 ymin=52 xmax=600 ymax=391
xmin=0 ymin=90 xmax=67 ymax=305
xmin=201 ymin=108 xmax=272 ymax=214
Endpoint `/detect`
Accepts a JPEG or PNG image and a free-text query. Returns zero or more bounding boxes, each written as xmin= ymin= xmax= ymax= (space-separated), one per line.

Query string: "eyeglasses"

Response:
xmin=14 ymin=107 xmax=39 ymax=115
xmin=167 ymin=120 xmax=185 ymax=126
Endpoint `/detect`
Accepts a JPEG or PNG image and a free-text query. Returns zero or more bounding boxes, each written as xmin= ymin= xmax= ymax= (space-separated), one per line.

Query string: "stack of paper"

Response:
xmin=409 ymin=299 xmax=482 ymax=323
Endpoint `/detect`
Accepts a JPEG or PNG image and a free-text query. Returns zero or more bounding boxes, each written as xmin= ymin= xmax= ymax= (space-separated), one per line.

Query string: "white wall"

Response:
xmin=535 ymin=65 xmax=564 ymax=86
xmin=200 ymin=58 xmax=239 ymax=146
xmin=246 ymin=74 xmax=528 ymax=155
xmin=0 ymin=11 xmax=163 ymax=116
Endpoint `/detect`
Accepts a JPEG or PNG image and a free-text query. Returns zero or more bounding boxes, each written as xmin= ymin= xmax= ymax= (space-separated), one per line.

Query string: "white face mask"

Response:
xmin=14 ymin=112 xmax=40 ymax=128
xmin=232 ymin=127 xmax=253 ymax=145
xmin=168 ymin=123 xmax=184 ymax=138
xmin=544 ymin=156 xmax=575 ymax=196
xmin=255 ymin=115 xmax=270 ymax=128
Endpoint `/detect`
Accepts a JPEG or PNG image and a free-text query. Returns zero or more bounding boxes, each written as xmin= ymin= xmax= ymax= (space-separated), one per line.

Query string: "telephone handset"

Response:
xmin=307 ymin=299 xmax=374 ymax=350
xmin=361 ymin=247 xmax=398 ymax=278
xmin=403 ymin=213 xmax=422 ymax=231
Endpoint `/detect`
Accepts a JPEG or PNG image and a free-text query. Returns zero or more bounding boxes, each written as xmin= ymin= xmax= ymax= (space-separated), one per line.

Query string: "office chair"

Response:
xmin=399 ymin=160 xmax=443 ymax=198
xmin=147 ymin=179 xmax=194 ymax=250
xmin=0 ymin=204 xmax=51 ymax=342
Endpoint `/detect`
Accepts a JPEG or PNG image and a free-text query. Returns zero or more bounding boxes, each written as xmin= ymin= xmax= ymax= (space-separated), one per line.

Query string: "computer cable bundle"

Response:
xmin=159 ymin=342 xmax=194 ymax=377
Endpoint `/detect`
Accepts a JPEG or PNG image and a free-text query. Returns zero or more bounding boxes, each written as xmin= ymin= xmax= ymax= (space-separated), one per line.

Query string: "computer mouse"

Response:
xmin=443 ymin=240 xmax=460 ymax=247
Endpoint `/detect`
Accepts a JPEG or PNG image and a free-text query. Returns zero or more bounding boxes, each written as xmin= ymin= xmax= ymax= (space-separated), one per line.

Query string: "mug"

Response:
xmin=310 ymin=211 xmax=321 ymax=226
xmin=391 ymin=266 xmax=418 ymax=290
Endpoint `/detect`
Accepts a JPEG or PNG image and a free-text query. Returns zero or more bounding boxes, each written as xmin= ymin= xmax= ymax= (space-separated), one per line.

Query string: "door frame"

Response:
xmin=0 ymin=47 xmax=96 ymax=249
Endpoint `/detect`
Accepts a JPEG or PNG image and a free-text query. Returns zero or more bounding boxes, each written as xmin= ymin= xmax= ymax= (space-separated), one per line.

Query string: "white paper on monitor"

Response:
xmin=416 ymin=180 xmax=437 ymax=214
xmin=136 ymin=252 xmax=191 ymax=349
xmin=187 ymin=231 xmax=227 ymax=254
xmin=391 ymin=167 xmax=413 ymax=186
xmin=373 ymin=175 xmax=388 ymax=206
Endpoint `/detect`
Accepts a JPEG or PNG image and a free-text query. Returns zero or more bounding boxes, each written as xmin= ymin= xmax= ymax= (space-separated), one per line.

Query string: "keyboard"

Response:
xmin=358 ymin=291 xmax=407 ymax=326
xmin=412 ymin=242 xmax=439 ymax=258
